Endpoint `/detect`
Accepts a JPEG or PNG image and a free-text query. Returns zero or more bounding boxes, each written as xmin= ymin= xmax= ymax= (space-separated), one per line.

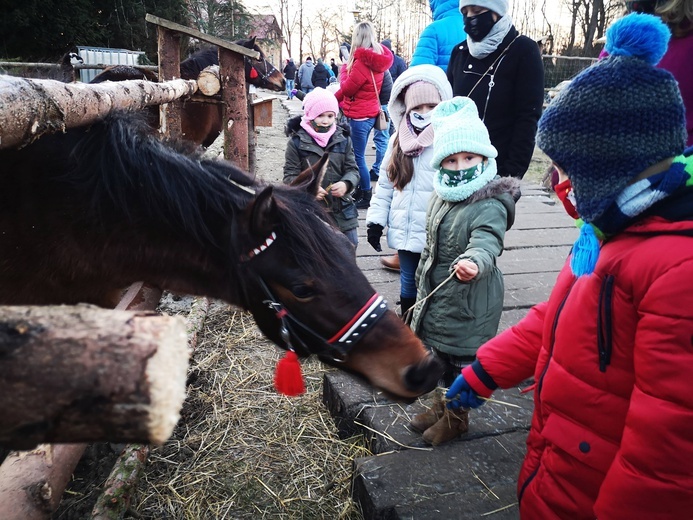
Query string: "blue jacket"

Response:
xmin=410 ymin=0 xmax=466 ymax=73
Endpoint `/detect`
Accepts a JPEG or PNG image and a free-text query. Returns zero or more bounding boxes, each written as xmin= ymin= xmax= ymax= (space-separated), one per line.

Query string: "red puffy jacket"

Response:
xmin=464 ymin=199 xmax=693 ymax=519
xmin=335 ymin=46 xmax=393 ymax=119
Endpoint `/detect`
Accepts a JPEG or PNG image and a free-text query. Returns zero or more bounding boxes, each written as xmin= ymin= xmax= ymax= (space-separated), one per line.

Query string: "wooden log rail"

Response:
xmin=0 ymin=75 xmax=197 ymax=149
xmin=0 ymin=305 xmax=189 ymax=448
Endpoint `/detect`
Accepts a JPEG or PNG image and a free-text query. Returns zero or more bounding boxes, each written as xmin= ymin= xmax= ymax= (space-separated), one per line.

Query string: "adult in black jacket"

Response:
xmin=283 ymin=58 xmax=297 ymax=99
xmin=380 ymin=39 xmax=408 ymax=83
xmin=447 ymin=0 xmax=544 ymax=179
xmin=311 ymin=58 xmax=332 ymax=89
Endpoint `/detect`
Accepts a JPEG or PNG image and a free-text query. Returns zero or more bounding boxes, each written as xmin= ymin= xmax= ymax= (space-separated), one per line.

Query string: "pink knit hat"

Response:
xmin=404 ymin=81 xmax=442 ymax=112
xmin=302 ymin=88 xmax=339 ymax=120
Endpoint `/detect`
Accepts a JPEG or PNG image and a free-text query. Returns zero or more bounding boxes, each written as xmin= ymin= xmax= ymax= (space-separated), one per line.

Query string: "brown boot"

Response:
xmin=409 ymin=395 xmax=445 ymax=433
xmin=422 ymin=408 xmax=469 ymax=446
xmin=380 ymin=253 xmax=400 ymax=271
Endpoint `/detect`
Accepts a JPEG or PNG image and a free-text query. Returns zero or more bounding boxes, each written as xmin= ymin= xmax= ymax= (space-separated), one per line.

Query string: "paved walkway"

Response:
xmin=279 ymin=96 xmax=577 ymax=519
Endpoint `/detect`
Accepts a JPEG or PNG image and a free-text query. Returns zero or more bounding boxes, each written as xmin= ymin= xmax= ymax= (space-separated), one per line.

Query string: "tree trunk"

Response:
xmin=90 ymin=444 xmax=149 ymax=520
xmin=0 ymin=444 xmax=88 ymax=520
xmin=0 ymin=305 xmax=189 ymax=448
xmin=0 ymin=75 xmax=197 ymax=149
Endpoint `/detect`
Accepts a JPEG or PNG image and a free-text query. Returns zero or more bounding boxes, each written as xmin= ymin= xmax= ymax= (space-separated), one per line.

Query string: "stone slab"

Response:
xmin=323 ymin=372 xmax=533 ymax=453
xmin=352 ymin=431 xmax=527 ymax=520
xmin=497 ymin=246 xmax=569 ymax=275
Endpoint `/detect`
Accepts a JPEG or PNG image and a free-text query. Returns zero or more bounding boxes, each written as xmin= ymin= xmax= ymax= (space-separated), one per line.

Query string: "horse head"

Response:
xmin=228 ymin=155 xmax=444 ymax=399
xmin=235 ymin=37 xmax=286 ymax=92
xmin=0 ymin=114 xmax=442 ymax=400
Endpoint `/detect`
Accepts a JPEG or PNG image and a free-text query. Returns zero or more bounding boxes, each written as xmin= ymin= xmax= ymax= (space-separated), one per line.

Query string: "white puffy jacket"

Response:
xmin=366 ymin=64 xmax=452 ymax=253
xmin=366 ymin=143 xmax=436 ymax=253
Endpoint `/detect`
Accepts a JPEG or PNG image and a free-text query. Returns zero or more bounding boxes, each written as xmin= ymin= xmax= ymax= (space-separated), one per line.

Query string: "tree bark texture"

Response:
xmin=0 ymin=444 xmax=88 ymax=520
xmin=0 ymin=75 xmax=197 ymax=149
xmin=0 ymin=305 xmax=190 ymax=449
xmin=90 ymin=444 xmax=149 ymax=520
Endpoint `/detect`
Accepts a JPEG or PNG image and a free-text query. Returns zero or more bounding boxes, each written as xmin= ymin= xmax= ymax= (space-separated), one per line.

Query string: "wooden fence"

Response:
xmin=0 ymin=14 xmax=254 ymax=519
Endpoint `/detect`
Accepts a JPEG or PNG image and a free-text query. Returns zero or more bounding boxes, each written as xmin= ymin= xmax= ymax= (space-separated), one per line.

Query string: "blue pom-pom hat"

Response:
xmin=537 ymin=13 xmax=686 ymax=225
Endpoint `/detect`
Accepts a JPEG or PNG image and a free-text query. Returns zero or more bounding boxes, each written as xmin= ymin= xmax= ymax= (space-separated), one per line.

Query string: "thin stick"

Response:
xmin=353 ymin=421 xmax=432 ymax=452
xmin=472 ymin=469 xmax=499 ymax=500
xmin=479 ymin=396 xmax=522 ymax=409
xmin=480 ymin=502 xmax=518 ymax=516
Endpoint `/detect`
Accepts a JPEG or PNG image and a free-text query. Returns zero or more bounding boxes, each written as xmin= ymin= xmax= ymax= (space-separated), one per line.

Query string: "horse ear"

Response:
xmin=289 ymin=153 xmax=329 ymax=197
xmin=248 ymin=186 xmax=279 ymax=238
xmin=249 ymin=36 xmax=257 ymax=47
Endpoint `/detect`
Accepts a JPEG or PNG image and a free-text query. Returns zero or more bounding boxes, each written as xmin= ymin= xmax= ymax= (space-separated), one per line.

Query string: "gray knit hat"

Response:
xmin=459 ymin=0 xmax=509 ymax=16
xmin=537 ymin=13 xmax=686 ymax=223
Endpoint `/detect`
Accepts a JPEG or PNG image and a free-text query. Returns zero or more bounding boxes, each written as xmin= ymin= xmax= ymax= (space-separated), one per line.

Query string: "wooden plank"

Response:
xmin=157 ymin=27 xmax=182 ymax=139
xmin=145 ymin=14 xmax=259 ymax=59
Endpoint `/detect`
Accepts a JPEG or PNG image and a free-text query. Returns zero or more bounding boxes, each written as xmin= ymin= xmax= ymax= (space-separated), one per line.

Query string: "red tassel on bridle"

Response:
xmin=274 ymin=350 xmax=305 ymax=396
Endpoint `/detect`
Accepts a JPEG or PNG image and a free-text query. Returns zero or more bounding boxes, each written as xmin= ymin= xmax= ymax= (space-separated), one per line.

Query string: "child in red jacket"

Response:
xmin=447 ymin=13 xmax=693 ymax=519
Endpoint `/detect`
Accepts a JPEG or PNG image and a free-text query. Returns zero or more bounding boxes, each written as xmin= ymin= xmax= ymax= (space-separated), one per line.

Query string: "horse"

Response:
xmin=90 ymin=37 xmax=285 ymax=147
xmin=0 ymin=112 xmax=443 ymax=400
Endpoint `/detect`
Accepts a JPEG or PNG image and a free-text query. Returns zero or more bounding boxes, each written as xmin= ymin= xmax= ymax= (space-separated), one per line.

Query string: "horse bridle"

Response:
xmin=245 ymin=55 xmax=278 ymax=87
xmin=242 ymin=231 xmax=389 ymax=363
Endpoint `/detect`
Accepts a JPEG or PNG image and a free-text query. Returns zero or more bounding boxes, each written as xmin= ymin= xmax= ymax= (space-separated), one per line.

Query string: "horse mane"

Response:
xmin=180 ymin=47 xmax=219 ymax=80
xmin=67 ymin=111 xmax=254 ymax=249
xmin=63 ymin=112 xmax=349 ymax=272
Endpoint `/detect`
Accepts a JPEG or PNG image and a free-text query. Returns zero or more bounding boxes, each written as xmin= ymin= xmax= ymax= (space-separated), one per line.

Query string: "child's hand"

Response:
xmin=316 ymin=186 xmax=329 ymax=201
xmin=330 ymin=181 xmax=347 ymax=198
xmin=454 ymin=260 xmax=478 ymax=281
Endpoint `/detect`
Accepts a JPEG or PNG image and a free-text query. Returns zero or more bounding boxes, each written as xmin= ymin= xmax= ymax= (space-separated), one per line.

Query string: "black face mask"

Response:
xmin=463 ymin=10 xmax=498 ymax=42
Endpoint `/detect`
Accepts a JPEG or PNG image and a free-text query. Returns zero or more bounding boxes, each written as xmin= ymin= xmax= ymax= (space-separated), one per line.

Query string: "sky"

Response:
xmin=242 ymin=0 xmax=598 ymax=60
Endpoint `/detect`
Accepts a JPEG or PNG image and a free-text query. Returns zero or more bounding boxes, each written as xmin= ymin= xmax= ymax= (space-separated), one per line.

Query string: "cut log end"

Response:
xmin=145 ymin=317 xmax=190 ymax=445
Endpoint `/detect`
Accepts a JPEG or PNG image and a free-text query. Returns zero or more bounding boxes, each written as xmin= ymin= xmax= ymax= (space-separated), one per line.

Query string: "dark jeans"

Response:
xmin=347 ymin=117 xmax=376 ymax=190
xmin=398 ymin=249 xmax=421 ymax=299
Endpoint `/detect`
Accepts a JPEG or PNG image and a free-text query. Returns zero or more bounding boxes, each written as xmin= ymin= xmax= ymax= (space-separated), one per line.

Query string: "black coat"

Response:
xmin=311 ymin=63 xmax=331 ymax=89
xmin=379 ymin=69 xmax=393 ymax=106
xmin=283 ymin=61 xmax=297 ymax=80
xmin=447 ymin=27 xmax=544 ymax=179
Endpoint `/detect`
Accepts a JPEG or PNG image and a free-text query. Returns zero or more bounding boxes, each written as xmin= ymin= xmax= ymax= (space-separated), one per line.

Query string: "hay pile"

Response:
xmin=134 ymin=302 xmax=370 ymax=519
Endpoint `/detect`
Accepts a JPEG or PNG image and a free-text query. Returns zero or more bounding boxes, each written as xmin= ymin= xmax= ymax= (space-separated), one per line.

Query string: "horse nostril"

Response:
xmin=403 ymin=355 xmax=445 ymax=394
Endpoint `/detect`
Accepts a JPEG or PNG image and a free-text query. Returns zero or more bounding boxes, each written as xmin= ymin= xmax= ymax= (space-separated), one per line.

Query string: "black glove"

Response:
xmin=366 ymin=223 xmax=383 ymax=252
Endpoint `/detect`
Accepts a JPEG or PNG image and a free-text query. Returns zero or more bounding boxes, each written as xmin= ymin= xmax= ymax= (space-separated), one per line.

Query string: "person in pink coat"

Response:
xmin=334 ymin=21 xmax=393 ymax=209
xmin=446 ymin=14 xmax=693 ymax=519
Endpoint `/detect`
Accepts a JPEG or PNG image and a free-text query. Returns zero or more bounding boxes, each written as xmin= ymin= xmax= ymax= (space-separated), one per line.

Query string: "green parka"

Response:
xmin=283 ymin=117 xmax=360 ymax=232
xmin=411 ymin=177 xmax=520 ymax=358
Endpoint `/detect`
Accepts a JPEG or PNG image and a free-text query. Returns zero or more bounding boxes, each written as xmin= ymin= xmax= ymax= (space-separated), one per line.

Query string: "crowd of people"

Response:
xmin=273 ymin=1 xmax=693 ymax=517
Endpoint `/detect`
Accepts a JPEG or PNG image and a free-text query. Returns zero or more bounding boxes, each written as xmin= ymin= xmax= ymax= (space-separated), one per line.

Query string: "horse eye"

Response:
xmin=291 ymin=285 xmax=315 ymax=300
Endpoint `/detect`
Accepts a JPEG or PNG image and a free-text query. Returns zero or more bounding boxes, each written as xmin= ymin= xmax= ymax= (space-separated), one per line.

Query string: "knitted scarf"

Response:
xmin=467 ymin=15 xmax=513 ymax=59
xmin=434 ymin=158 xmax=497 ymax=202
xmin=300 ymin=117 xmax=336 ymax=148
xmin=571 ymin=154 xmax=693 ymax=276
xmin=398 ymin=116 xmax=434 ymax=157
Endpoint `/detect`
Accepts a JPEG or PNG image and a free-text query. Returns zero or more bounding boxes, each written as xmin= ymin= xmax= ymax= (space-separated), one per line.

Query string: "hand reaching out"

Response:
xmin=454 ymin=259 xmax=479 ymax=281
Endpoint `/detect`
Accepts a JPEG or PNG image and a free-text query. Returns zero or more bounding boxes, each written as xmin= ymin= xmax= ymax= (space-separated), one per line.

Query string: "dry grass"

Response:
xmin=133 ymin=302 xmax=370 ymax=519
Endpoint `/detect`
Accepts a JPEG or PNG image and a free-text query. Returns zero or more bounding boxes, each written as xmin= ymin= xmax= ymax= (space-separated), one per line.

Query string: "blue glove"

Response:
xmin=445 ymin=374 xmax=485 ymax=410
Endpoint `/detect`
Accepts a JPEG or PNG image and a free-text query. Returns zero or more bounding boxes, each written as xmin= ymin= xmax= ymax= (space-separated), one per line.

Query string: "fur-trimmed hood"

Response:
xmin=388 ymin=65 xmax=453 ymax=127
xmin=351 ymin=46 xmax=393 ymax=74
xmin=466 ymin=176 xmax=521 ymax=230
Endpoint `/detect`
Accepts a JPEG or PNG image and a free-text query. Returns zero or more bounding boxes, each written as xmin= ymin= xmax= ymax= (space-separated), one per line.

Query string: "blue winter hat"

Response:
xmin=537 ymin=13 xmax=686 ymax=225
